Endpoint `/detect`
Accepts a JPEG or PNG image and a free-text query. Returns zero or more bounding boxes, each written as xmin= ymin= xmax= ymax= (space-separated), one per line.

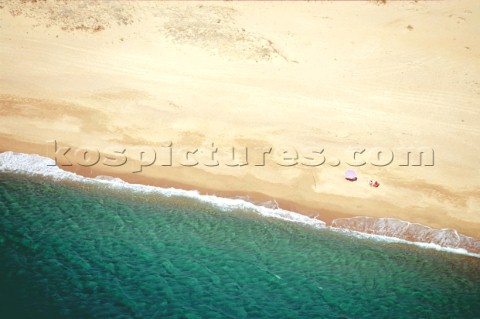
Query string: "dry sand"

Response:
xmin=1 ymin=0 xmax=479 ymax=240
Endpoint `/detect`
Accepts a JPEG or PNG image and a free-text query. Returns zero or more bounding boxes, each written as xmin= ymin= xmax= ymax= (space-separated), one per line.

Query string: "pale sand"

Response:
xmin=1 ymin=1 xmax=479 ymax=239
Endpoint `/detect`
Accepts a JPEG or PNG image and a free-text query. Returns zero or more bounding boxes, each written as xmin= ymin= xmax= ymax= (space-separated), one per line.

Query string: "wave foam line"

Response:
xmin=331 ymin=225 xmax=480 ymax=258
xmin=331 ymin=217 xmax=480 ymax=257
xmin=0 ymin=152 xmax=326 ymax=229
xmin=1 ymin=151 xmax=479 ymax=258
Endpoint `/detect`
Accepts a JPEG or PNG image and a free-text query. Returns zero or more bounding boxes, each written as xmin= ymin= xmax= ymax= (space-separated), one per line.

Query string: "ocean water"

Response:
xmin=1 ymin=172 xmax=479 ymax=319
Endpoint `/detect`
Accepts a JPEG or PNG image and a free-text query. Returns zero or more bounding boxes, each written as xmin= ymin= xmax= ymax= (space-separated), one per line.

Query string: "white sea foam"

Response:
xmin=0 ymin=152 xmax=326 ymax=229
xmin=1 ymin=151 xmax=479 ymax=258
xmin=331 ymin=216 xmax=480 ymax=257
xmin=331 ymin=226 xmax=480 ymax=258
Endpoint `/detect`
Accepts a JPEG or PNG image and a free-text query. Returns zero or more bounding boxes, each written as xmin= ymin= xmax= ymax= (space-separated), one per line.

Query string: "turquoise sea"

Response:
xmin=1 ymin=171 xmax=480 ymax=319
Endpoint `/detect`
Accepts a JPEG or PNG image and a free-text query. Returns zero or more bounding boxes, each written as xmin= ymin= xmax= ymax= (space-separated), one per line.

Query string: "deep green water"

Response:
xmin=0 ymin=172 xmax=479 ymax=319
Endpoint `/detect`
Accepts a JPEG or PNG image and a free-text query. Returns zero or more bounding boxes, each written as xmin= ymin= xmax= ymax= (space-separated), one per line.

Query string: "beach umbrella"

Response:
xmin=345 ymin=169 xmax=357 ymax=181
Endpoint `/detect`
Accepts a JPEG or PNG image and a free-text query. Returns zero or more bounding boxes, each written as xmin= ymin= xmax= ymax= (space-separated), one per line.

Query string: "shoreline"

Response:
xmin=1 ymin=0 xmax=479 ymax=254
xmin=1 ymin=149 xmax=479 ymax=256
xmin=0 ymin=136 xmax=476 ymax=233
xmin=0 ymin=136 xmax=352 ymax=224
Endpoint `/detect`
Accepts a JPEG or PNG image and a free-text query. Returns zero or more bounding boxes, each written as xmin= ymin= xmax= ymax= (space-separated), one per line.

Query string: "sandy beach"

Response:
xmin=1 ymin=0 xmax=479 ymax=241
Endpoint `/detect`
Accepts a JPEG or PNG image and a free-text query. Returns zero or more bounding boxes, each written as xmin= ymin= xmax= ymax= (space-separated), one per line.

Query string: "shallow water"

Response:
xmin=1 ymin=172 xmax=479 ymax=318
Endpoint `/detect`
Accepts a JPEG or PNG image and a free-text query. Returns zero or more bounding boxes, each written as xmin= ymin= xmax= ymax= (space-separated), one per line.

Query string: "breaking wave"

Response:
xmin=0 ymin=152 xmax=326 ymax=229
xmin=331 ymin=216 xmax=480 ymax=255
xmin=1 ymin=151 xmax=479 ymax=257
